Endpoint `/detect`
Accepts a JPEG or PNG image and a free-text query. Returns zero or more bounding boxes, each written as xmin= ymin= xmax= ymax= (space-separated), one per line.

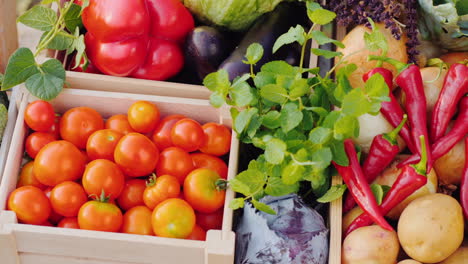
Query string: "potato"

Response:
xmin=434 ymin=132 xmax=467 ymax=185
xmin=398 ymin=260 xmax=422 ymax=264
xmin=337 ymin=24 xmax=408 ymax=90
xmin=421 ymin=67 xmax=447 ymax=117
xmin=440 ymin=52 xmax=468 ymax=66
xmin=398 ymin=194 xmax=464 ymax=263
xmin=438 ymin=244 xmax=468 ymax=264
xmin=342 ymin=225 xmax=399 ymax=264
xmin=373 ymin=155 xmax=438 ymax=219
xmin=342 ymin=206 xmax=363 ymax=233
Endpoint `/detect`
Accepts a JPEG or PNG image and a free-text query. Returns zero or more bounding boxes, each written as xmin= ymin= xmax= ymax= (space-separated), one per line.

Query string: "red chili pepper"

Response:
xmin=362 ymin=68 xmax=416 ymax=153
xmin=369 ymin=56 xmax=432 ymax=172
xmin=461 ymin=137 xmax=468 ymax=220
xmin=430 ymin=63 xmax=468 ymax=142
xmin=343 ymin=115 xmax=408 ymax=213
xmin=333 ymin=139 xmax=393 ymax=232
xmin=345 ymin=135 xmax=429 ymax=236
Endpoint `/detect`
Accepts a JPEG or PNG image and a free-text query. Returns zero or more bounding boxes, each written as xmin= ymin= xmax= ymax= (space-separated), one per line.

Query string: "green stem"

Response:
xmin=368 ymin=55 xmax=409 ymax=74
xmin=411 ymin=135 xmax=428 ymax=176
xmin=324 ymin=47 xmax=367 ymax=79
xmin=57 ymin=31 xmax=78 ymax=39
xmin=299 ymin=24 xmax=317 ymax=73
xmin=382 ymin=114 xmax=407 ymax=145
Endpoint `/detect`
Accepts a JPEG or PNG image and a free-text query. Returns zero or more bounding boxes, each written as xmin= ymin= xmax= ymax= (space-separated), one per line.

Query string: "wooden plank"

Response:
xmin=328 ymin=175 xmax=343 ymax=264
xmin=20 ymin=253 xmax=135 ymax=264
xmin=0 ymin=0 xmax=18 ymax=72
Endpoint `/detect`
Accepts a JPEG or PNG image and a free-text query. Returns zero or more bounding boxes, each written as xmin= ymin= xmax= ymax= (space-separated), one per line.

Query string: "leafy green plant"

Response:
xmin=203 ymin=2 xmax=391 ymax=214
xmin=1 ymin=0 xmax=89 ymax=100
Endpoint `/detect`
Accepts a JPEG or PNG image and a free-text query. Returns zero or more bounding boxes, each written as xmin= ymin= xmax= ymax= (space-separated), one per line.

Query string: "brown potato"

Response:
xmin=398 ymin=194 xmax=464 ymax=263
xmin=434 ymin=132 xmax=467 ymax=185
xmin=342 ymin=206 xmax=363 ymax=233
xmin=421 ymin=67 xmax=447 ymax=117
xmin=398 ymin=260 xmax=422 ymax=264
xmin=438 ymin=244 xmax=468 ymax=264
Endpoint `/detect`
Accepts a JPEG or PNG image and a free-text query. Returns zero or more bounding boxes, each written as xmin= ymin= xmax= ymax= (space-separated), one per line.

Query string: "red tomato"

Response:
xmin=155 ymin=147 xmax=194 ymax=184
xmin=152 ymin=114 xmax=185 ymax=150
xmin=114 ymin=133 xmax=159 ymax=177
xmin=152 ymin=198 xmax=195 ymax=238
xmin=196 ymin=209 xmax=223 ymax=230
xmin=44 ymin=187 xmax=64 ymax=224
xmin=105 ymin=114 xmax=135 ymax=135
xmin=60 ymin=106 xmax=104 ymax=149
xmin=82 ymin=159 xmax=125 ymax=200
xmin=184 ymin=168 xmax=226 ymax=213
xmin=34 ymin=140 xmax=86 ymax=186
xmin=186 ymin=225 xmax=207 ymax=241
xmin=121 ymin=206 xmax=154 ymax=236
xmin=146 ymin=0 xmax=194 ymax=43
xmin=39 ymin=220 xmax=54 ymax=227
xmin=50 ymin=181 xmax=88 ymax=217
xmin=16 ymin=161 xmax=46 ymax=190
xmin=47 ymin=115 xmax=61 ymax=139
xmin=191 ymin=153 xmax=228 ymax=179
xmin=85 ymin=32 xmax=148 ymax=77
xmin=78 ymin=200 xmax=123 ymax=232
xmin=86 ymin=129 xmax=123 ymax=161
xmin=7 ymin=186 xmax=51 ymax=225
xmin=131 ymin=38 xmax=184 ymax=81
xmin=117 ymin=179 xmax=146 ymax=211
xmin=24 ymin=100 xmax=55 ymax=132
xmin=127 ymin=101 xmax=160 ymax=133
xmin=143 ymin=175 xmax=180 ymax=210
xmin=199 ymin=123 xmax=231 ymax=156
xmin=82 ymin=0 xmax=150 ymax=42
xmin=25 ymin=132 xmax=56 ymax=158
xmin=57 ymin=217 xmax=80 ymax=229
xmin=171 ymin=118 xmax=205 ymax=152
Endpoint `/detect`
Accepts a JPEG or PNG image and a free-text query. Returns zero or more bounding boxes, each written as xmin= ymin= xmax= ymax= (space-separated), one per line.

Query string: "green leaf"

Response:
xmin=210 ymin=92 xmax=225 ymax=108
xmin=334 ymin=64 xmax=357 ymax=103
xmin=322 ymin=111 xmax=341 ymax=129
xmin=41 ymin=0 xmax=59 ymax=4
xmin=289 ymin=78 xmax=309 ymax=99
xmin=309 ymin=127 xmax=332 ymax=145
xmin=306 ymin=2 xmax=322 ymax=12
xmin=457 ymin=0 xmax=468 ymax=16
xmin=2 ymin=48 xmax=40 ymax=90
xmin=40 ymin=32 xmax=74 ymax=51
xmin=69 ymin=32 xmax=86 ymax=70
xmin=25 ymin=59 xmax=65 ymax=100
xmin=311 ymin=30 xmax=344 ymax=48
xmin=301 ymin=110 xmax=314 ymax=131
xmin=311 ymin=147 xmax=333 ymax=170
xmin=230 ymin=81 xmax=254 ymax=107
xmin=229 ymin=198 xmax=245 ymax=210
xmin=230 ymin=167 xmax=266 ymax=196
xmin=273 ymin=25 xmax=306 ymax=53
xmin=370 ymin=184 xmax=385 ymax=205
xmin=203 ymin=70 xmax=230 ymax=93
xmin=364 ymin=19 xmax=388 ymax=53
xmin=280 ymin=102 xmax=303 ymax=133
xmin=317 ymin=184 xmax=347 ymax=203
xmin=262 ymin=110 xmax=281 ymax=129
xmin=260 ymin=84 xmax=288 ymax=104
xmin=334 ymin=115 xmax=359 ymax=140
xmin=0 ymin=74 xmax=3 ymax=87
xmin=246 ymin=114 xmax=263 ymax=139
xmin=265 ymin=138 xmax=287 ymax=164
xmin=308 ymin=167 xmax=331 ymax=197
xmin=281 ymin=161 xmax=305 ymax=185
xmin=234 ymin=108 xmax=258 ymax=135
xmin=311 ymin=48 xmax=342 ymax=59
xmin=261 ymin=61 xmax=296 ymax=77
xmin=64 ymin=3 xmax=84 ymax=32
xmin=330 ymin=139 xmax=349 ymax=166
xmin=309 ymin=9 xmax=336 ymax=25
xmin=81 ymin=0 xmax=90 ymax=11
xmin=251 ymin=200 xmax=276 ymax=215
xmin=265 ymin=176 xmax=299 ymax=196
xmin=17 ymin=5 xmax=57 ymax=31
xmin=254 ymin=72 xmax=275 ymax=88
xmin=342 ymin=88 xmax=371 ymax=117
xmin=244 ymin=43 xmax=264 ymax=65
xmin=363 ymin=74 xmax=390 ymax=114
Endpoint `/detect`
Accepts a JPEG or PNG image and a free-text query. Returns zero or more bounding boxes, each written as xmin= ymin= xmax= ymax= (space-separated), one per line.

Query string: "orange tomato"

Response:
xmin=43 ymin=187 xmax=64 ymax=224
xmin=57 ymin=217 xmax=80 ymax=229
xmin=186 ymin=225 xmax=206 ymax=241
xmin=78 ymin=200 xmax=123 ymax=232
xmin=155 ymin=147 xmax=194 ymax=184
xmin=199 ymin=123 xmax=231 ymax=156
xmin=50 ymin=181 xmax=88 ymax=217
xmin=151 ymin=114 xmax=185 ymax=150
xmin=151 ymin=198 xmax=195 ymax=238
xmin=24 ymin=100 xmax=55 ymax=132
xmin=191 ymin=153 xmax=228 ymax=179
xmin=117 ymin=179 xmax=146 ymax=211
xmin=196 ymin=209 xmax=223 ymax=230
xmin=8 ymin=186 xmax=51 ymax=225
xmin=105 ymin=114 xmax=135 ymax=135
xmin=114 ymin=133 xmax=159 ymax=177
xmin=184 ymin=168 xmax=225 ymax=213
xmin=127 ymin=101 xmax=160 ymax=133
xmin=170 ymin=118 xmax=205 ymax=152
xmin=86 ymin=129 xmax=123 ymax=161
xmin=16 ymin=161 xmax=46 ymax=190
xmin=143 ymin=175 xmax=180 ymax=210
xmin=82 ymin=159 xmax=125 ymax=200
xmin=60 ymin=107 xmax=104 ymax=149
xmin=25 ymin=132 xmax=56 ymax=158
xmin=121 ymin=206 xmax=154 ymax=235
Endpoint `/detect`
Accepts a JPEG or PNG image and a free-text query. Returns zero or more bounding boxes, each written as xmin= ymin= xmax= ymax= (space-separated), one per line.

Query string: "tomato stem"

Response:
xmin=146 ymin=173 xmax=157 ymax=187
xmin=215 ymin=179 xmax=228 ymax=191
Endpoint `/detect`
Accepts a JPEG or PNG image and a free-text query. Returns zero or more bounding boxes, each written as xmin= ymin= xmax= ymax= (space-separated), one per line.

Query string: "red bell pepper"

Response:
xmin=333 ymin=139 xmax=393 ymax=232
xmin=461 ymin=137 xmax=468 ymax=220
xmin=82 ymin=0 xmax=193 ymax=80
xmin=430 ymin=63 xmax=468 ymax=142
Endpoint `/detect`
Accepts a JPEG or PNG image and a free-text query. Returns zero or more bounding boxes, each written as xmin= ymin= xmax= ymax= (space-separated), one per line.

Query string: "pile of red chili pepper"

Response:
xmin=337 ymin=58 xmax=468 ymax=236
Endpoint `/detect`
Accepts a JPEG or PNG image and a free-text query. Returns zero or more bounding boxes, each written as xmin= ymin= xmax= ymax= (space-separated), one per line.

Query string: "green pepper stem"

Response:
xmin=368 ymin=55 xmax=409 ymax=74
xmin=383 ymin=114 xmax=407 ymax=145
xmin=412 ymin=135 xmax=428 ymax=176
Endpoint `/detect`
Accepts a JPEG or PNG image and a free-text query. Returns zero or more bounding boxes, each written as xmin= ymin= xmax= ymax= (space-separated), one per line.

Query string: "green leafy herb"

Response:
xmin=317 ymin=184 xmax=347 ymax=203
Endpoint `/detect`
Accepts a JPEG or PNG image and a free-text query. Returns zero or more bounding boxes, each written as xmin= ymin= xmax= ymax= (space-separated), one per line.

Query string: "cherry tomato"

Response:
xmin=47 ymin=115 xmax=61 ymax=139
xmin=16 ymin=161 xmax=46 ymax=190
xmin=114 ymin=133 xmax=159 ymax=177
xmin=131 ymin=38 xmax=184 ymax=81
xmin=50 ymin=181 xmax=87 ymax=217
xmin=39 ymin=220 xmax=54 ymax=227
xmin=155 ymin=147 xmax=194 ymax=184
xmin=78 ymin=200 xmax=123 ymax=232
xmin=117 ymin=179 xmax=146 ymax=211
xmin=121 ymin=206 xmax=154 ymax=235
xmin=143 ymin=175 xmax=180 ymax=210
xmin=171 ymin=118 xmax=205 ymax=152
xmin=57 ymin=217 xmax=80 ymax=229
xmin=82 ymin=159 xmax=125 ymax=200
xmin=86 ymin=129 xmax=123 ymax=161
xmin=44 ymin=187 xmax=64 ymax=224
xmin=60 ymin=106 xmax=104 ymax=149
xmin=24 ymin=100 xmax=55 ymax=132
xmin=25 ymin=132 xmax=56 ymax=159
xmin=146 ymin=0 xmax=194 ymax=43
xmin=152 ymin=198 xmax=195 ymax=239
xmin=191 ymin=153 xmax=228 ymax=179
xmin=184 ymin=168 xmax=226 ymax=213
xmin=34 ymin=140 xmax=86 ymax=186
xmin=199 ymin=123 xmax=231 ymax=156
xmin=151 ymin=114 xmax=185 ymax=150
xmin=7 ymin=186 xmax=51 ymax=225
xmin=105 ymin=114 xmax=135 ymax=135
xmin=196 ymin=209 xmax=223 ymax=230
xmin=187 ymin=225 xmax=206 ymax=241
xmin=127 ymin=101 xmax=160 ymax=133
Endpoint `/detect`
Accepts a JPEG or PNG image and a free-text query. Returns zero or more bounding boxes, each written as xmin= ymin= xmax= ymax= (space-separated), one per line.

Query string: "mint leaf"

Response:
xmin=289 ymin=78 xmax=309 ymax=99
xmin=261 ymin=61 xmax=296 ymax=77
xmin=246 ymin=114 xmax=263 ymax=139
xmin=203 ymin=70 xmax=230 ymax=92
xmin=230 ymin=81 xmax=254 ymax=107
xmin=342 ymin=88 xmax=372 ymax=117
xmin=230 ymin=198 xmax=245 ymax=210
xmin=64 ymin=3 xmax=84 ymax=32
xmin=307 ymin=168 xmax=330 ymax=197
xmin=330 ymin=139 xmax=349 ymax=166
xmin=334 ymin=115 xmax=359 ymax=140
xmin=309 ymin=127 xmax=332 ymax=145
xmin=282 ymin=161 xmax=305 ymax=185
xmin=40 ymin=31 xmax=73 ymax=51
xmin=273 ymin=25 xmax=306 ymax=53
xmin=364 ymin=19 xmax=388 ymax=53
xmin=2 ymin=48 xmax=40 ymax=90
xmin=311 ymin=147 xmax=333 ymax=170
xmin=317 ymin=184 xmax=347 ymax=203
xmin=234 ymin=108 xmax=258 ymax=135
xmin=265 ymin=138 xmax=287 ymax=164
xmin=280 ymin=102 xmax=303 ymax=133
xmin=364 ymin=73 xmax=390 ymax=114
xmin=370 ymin=184 xmax=385 ymax=205
xmin=334 ymin=64 xmax=357 ymax=103
xmin=301 ymin=110 xmax=314 ymax=131
xmin=262 ymin=110 xmax=281 ymax=129
xmin=260 ymin=84 xmax=288 ymax=104
xmin=309 ymin=9 xmax=336 ymax=25
xmin=244 ymin=43 xmax=264 ymax=65
xmin=18 ymin=5 xmax=57 ymax=31
xmin=311 ymin=48 xmax=342 ymax=59
xmin=265 ymin=176 xmax=299 ymax=196
xmin=306 ymin=1 xmax=322 ymax=12
xmin=322 ymin=111 xmax=341 ymax=128
xmin=210 ymin=92 xmax=225 ymax=108
xmin=25 ymin=59 xmax=65 ymax=100
xmin=311 ymin=30 xmax=344 ymax=48
xmin=69 ymin=32 xmax=86 ymax=70
xmin=230 ymin=167 xmax=266 ymax=195
xmin=251 ymin=200 xmax=276 ymax=215
xmin=254 ymin=72 xmax=275 ymax=88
